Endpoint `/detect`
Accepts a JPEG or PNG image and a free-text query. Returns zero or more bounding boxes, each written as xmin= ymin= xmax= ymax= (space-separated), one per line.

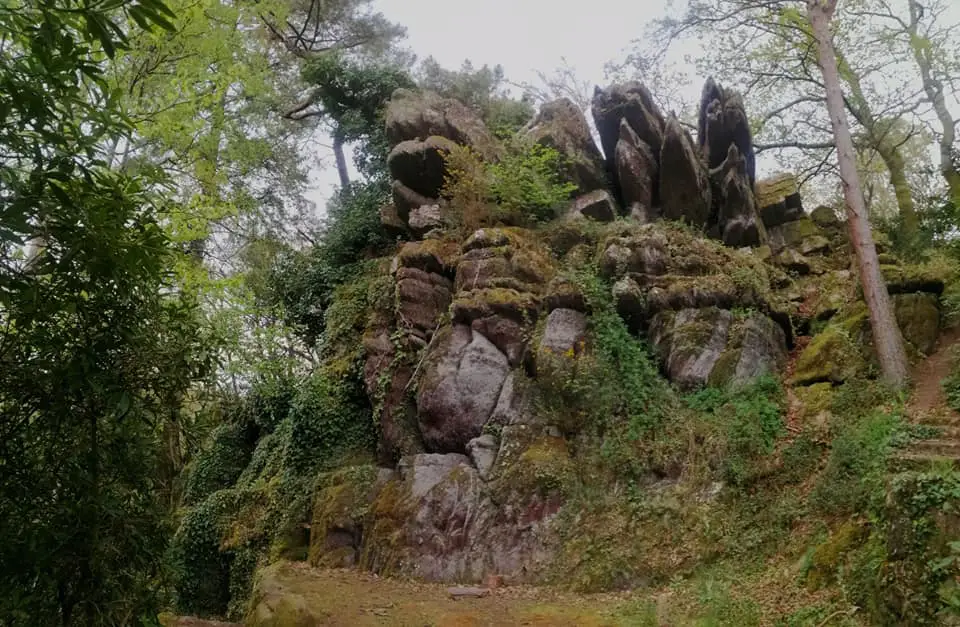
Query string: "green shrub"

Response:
xmin=841 ymin=471 xmax=960 ymax=625
xmin=488 ymin=140 xmax=578 ymax=223
xmin=182 ymin=423 xmax=255 ymax=506
xmin=942 ymin=347 xmax=960 ymax=413
xmin=684 ymin=376 xmax=785 ymax=486
xmin=440 ymin=139 xmax=578 ymax=231
xmin=694 ymin=579 xmax=763 ymax=627
xmin=811 ymin=411 xmax=903 ymax=516
xmin=226 ymin=546 xmax=259 ymax=621
xmin=267 ymin=181 xmax=400 ymax=346
xmin=247 ymin=375 xmax=296 ymax=433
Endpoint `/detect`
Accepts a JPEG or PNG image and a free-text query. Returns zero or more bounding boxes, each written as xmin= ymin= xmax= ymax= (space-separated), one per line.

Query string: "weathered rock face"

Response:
xmin=650 ymin=307 xmax=733 ymax=390
xmin=592 ymin=83 xmax=665 ymax=179
xmin=523 ymin=98 xmax=607 ymax=194
xmin=650 ymin=307 xmax=787 ymax=390
xmin=596 ymin=222 xmax=788 ymax=388
xmin=712 ymin=144 xmax=766 ymax=247
xmin=698 ymin=78 xmax=756 ymax=187
xmin=387 ymin=136 xmax=457 ymax=201
xmin=393 ymin=451 xmax=559 ymax=583
xmin=660 ymin=116 xmax=712 ymax=227
xmin=615 ymin=119 xmax=659 ymax=222
xmin=385 ymin=88 xmax=499 ymax=160
xmin=756 ymin=173 xmax=804 ymax=228
xmin=417 ymin=325 xmax=511 ymax=453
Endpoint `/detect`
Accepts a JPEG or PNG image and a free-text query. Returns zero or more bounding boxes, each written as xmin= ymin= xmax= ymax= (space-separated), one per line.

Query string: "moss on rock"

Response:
xmin=791 ymin=319 xmax=866 ymax=386
xmin=804 ymin=520 xmax=868 ymax=591
xmin=893 ymin=292 xmax=940 ymax=356
xmin=490 ymin=425 xmax=576 ymax=502
xmin=308 ymin=466 xmax=378 ymax=567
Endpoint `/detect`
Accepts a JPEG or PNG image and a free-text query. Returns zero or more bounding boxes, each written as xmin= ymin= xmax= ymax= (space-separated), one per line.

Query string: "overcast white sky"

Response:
xmin=306 ymin=0 xmax=679 ymax=209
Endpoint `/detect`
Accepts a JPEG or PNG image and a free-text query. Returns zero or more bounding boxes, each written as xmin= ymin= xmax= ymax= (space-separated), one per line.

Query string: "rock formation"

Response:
xmin=591 ymin=78 xmax=765 ymax=248
xmin=522 ymin=98 xmax=607 ymax=195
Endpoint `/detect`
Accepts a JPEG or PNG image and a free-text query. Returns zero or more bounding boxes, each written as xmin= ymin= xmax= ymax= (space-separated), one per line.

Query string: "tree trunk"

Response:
xmin=332 ymin=129 xmax=350 ymax=189
xmin=874 ymin=138 xmax=919 ymax=234
xmin=907 ymin=0 xmax=960 ymax=205
xmin=808 ymin=0 xmax=910 ymax=389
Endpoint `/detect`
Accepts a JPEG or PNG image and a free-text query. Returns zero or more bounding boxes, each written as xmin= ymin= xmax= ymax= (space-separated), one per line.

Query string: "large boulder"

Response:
xmin=417 ymin=325 xmax=511 ymax=453
xmin=523 ymin=98 xmax=607 ymax=194
xmin=893 ymin=292 xmax=940 ymax=355
xmin=538 ymin=308 xmax=589 ymax=357
xmin=659 ymin=116 xmax=712 ymax=228
xmin=649 ymin=307 xmax=733 ymax=390
xmin=709 ymin=313 xmax=788 ymax=388
xmin=385 ymin=88 xmax=499 ymax=160
xmin=615 ymin=119 xmax=659 ymax=222
xmin=387 ymin=136 xmax=457 ymax=200
xmin=756 ymin=173 xmax=804 ymax=228
xmin=569 ymin=189 xmax=617 ymax=222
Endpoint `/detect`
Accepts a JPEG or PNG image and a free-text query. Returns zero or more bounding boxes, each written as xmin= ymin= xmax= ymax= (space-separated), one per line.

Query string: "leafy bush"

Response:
xmin=811 ymin=410 xmax=904 ymax=515
xmin=488 ymin=140 xmax=578 ymax=223
xmin=268 ymin=180 xmax=400 ymax=345
xmin=182 ymin=422 xmax=255 ymax=506
xmin=841 ymin=470 xmax=960 ymax=625
xmin=441 ymin=140 xmax=577 ymax=232
xmin=169 ymin=490 xmax=239 ymax=617
xmin=684 ymin=375 xmax=785 ymax=486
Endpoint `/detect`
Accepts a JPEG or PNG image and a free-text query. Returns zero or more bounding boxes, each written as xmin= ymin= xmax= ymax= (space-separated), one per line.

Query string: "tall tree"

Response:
xmin=808 ymin=0 xmax=909 ymax=387
xmin=0 ymin=0 xmax=214 ymax=622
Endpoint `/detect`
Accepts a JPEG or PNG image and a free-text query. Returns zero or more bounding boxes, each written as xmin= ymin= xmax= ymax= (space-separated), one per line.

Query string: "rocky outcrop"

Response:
xmin=756 ymin=173 xmax=804 ymax=228
xmin=592 ymin=83 xmax=665 ymax=183
xmin=523 ymin=98 xmax=607 ymax=195
xmin=592 ymin=79 xmax=765 ymax=249
xmin=615 ymin=119 xmax=659 ymax=222
xmin=660 ymin=116 xmax=712 ymax=227
xmin=712 ymin=143 xmax=765 ymax=247
xmin=383 ymin=89 xmax=502 ymax=236
xmin=698 ymin=78 xmax=756 ymax=187
xmin=385 ymin=88 xmax=499 ymax=159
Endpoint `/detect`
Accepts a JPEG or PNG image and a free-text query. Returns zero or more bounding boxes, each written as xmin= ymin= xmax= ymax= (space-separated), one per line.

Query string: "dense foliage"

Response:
xmin=0 ymin=0 xmax=216 ymax=623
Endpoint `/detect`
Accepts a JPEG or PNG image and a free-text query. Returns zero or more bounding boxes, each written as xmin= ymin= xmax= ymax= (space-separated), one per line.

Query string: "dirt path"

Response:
xmin=251 ymin=562 xmax=634 ymax=627
xmin=908 ymin=325 xmax=960 ymax=419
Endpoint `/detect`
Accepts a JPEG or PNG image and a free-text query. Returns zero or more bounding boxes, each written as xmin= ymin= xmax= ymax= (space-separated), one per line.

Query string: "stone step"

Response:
xmin=913 ymin=411 xmax=960 ymax=427
xmin=909 ymin=439 xmax=960 ymax=457
xmin=890 ymin=451 xmax=960 ymax=472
